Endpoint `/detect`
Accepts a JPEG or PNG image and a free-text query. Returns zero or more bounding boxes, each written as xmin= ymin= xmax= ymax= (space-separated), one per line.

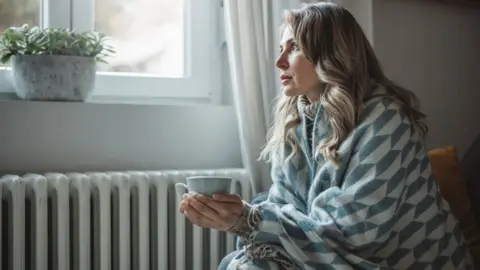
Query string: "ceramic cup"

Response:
xmin=175 ymin=176 xmax=232 ymax=197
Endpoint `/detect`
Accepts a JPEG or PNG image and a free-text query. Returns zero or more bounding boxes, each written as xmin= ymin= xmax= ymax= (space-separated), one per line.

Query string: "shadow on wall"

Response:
xmin=372 ymin=0 xmax=480 ymax=157
xmin=461 ymin=133 xmax=480 ymax=221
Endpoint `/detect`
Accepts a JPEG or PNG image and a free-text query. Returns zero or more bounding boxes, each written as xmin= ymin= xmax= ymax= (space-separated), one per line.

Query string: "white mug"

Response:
xmin=175 ymin=176 xmax=232 ymax=197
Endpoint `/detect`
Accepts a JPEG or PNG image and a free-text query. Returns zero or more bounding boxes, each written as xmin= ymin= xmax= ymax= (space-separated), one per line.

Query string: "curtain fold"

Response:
xmin=223 ymin=0 xmax=321 ymax=194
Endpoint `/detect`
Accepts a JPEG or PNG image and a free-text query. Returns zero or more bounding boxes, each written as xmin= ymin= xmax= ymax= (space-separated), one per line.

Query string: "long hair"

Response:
xmin=259 ymin=2 xmax=428 ymax=165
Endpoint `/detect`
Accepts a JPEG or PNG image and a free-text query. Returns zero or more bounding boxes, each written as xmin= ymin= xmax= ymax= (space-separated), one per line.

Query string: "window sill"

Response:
xmin=0 ymin=92 xmax=221 ymax=107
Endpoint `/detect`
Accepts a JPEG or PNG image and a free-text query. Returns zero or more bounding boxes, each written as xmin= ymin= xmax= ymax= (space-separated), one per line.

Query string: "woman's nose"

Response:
xmin=275 ymin=53 xmax=289 ymax=70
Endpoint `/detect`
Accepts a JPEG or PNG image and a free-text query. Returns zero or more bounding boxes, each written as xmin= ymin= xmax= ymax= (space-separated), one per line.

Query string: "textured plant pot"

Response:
xmin=10 ymin=55 xmax=96 ymax=101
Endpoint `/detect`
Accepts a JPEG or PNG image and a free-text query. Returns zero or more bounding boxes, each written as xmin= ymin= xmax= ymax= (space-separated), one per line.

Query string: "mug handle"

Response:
xmin=175 ymin=182 xmax=188 ymax=197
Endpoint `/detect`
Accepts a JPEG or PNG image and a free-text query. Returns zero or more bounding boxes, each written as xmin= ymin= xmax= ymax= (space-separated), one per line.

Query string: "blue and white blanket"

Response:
xmin=224 ymin=95 xmax=473 ymax=269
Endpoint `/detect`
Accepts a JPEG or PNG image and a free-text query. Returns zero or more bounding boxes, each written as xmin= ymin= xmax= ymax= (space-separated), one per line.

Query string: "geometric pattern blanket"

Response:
xmin=225 ymin=96 xmax=473 ymax=269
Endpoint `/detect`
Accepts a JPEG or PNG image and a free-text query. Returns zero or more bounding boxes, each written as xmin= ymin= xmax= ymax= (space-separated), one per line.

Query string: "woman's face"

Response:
xmin=275 ymin=27 xmax=322 ymax=101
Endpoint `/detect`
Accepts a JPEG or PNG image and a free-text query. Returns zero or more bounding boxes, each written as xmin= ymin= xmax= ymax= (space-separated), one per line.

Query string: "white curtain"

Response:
xmin=224 ymin=0 xmax=318 ymax=194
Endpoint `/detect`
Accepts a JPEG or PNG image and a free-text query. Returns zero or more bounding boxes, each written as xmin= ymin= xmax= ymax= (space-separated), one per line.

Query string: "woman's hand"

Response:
xmin=179 ymin=193 xmax=245 ymax=231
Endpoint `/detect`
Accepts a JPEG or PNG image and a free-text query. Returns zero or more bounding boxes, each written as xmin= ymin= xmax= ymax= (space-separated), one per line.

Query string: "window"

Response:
xmin=0 ymin=0 xmax=40 ymax=33
xmin=0 ymin=0 xmax=223 ymax=102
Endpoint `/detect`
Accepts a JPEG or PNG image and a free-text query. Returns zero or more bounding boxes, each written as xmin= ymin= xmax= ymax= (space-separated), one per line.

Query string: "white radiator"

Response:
xmin=0 ymin=169 xmax=253 ymax=270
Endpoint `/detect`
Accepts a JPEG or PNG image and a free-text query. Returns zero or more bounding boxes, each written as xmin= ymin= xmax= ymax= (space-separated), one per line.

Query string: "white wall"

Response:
xmin=372 ymin=0 xmax=480 ymax=157
xmin=0 ymin=101 xmax=242 ymax=174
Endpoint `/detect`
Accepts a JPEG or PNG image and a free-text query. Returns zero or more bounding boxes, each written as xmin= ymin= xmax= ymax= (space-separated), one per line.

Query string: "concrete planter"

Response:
xmin=10 ymin=55 xmax=96 ymax=101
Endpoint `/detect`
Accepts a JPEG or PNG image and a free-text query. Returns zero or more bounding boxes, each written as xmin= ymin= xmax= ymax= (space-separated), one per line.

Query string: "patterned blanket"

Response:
xmin=224 ymin=95 xmax=473 ymax=269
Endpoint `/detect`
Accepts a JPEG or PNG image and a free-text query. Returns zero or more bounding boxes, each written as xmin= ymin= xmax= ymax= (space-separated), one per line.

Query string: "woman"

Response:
xmin=179 ymin=2 xmax=473 ymax=269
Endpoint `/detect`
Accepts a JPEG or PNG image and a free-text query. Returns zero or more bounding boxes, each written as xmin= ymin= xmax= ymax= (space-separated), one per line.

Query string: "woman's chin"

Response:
xmin=283 ymin=86 xmax=300 ymax=97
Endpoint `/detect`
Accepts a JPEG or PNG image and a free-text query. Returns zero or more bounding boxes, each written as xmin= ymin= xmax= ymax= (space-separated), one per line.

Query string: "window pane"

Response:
xmin=0 ymin=0 xmax=40 ymax=31
xmin=0 ymin=0 xmax=41 ymax=67
xmin=95 ymin=0 xmax=184 ymax=77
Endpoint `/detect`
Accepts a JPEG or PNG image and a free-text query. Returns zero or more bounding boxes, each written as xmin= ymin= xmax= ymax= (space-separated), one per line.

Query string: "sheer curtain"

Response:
xmin=223 ymin=0 xmax=319 ymax=194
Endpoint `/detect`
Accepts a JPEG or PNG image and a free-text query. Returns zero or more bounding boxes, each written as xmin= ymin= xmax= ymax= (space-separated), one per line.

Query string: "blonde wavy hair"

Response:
xmin=259 ymin=2 xmax=428 ymax=166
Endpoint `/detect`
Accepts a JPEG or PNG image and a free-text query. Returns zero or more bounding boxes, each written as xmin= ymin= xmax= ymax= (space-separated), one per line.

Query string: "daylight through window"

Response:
xmin=94 ymin=0 xmax=184 ymax=77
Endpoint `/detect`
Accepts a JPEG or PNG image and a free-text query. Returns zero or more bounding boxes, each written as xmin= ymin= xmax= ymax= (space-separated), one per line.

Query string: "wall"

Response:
xmin=334 ymin=0 xmax=374 ymax=44
xmin=372 ymin=0 xmax=480 ymax=157
xmin=0 ymin=101 xmax=242 ymax=174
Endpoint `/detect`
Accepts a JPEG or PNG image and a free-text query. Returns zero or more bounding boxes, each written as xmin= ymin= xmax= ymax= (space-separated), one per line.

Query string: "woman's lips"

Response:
xmin=280 ymin=74 xmax=292 ymax=85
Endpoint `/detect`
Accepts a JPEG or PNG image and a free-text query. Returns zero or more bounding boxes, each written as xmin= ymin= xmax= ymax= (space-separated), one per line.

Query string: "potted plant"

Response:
xmin=0 ymin=24 xmax=114 ymax=101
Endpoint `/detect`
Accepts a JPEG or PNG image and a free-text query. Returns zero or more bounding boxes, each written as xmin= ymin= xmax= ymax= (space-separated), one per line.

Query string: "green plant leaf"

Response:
xmin=0 ymin=52 xmax=13 ymax=64
xmin=0 ymin=24 xmax=115 ymax=62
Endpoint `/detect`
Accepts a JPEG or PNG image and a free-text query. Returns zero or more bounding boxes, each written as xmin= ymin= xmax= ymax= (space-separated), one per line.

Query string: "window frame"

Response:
xmin=0 ymin=0 xmax=224 ymax=103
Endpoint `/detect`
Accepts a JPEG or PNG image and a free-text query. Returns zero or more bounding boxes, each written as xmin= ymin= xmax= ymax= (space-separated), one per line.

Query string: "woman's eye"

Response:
xmin=291 ymin=44 xmax=299 ymax=51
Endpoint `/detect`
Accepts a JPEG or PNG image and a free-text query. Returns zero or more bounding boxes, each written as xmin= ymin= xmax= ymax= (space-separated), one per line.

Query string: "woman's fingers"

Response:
xmin=212 ymin=193 xmax=242 ymax=203
xmin=183 ymin=205 xmax=216 ymax=228
xmin=179 ymin=200 xmax=188 ymax=213
xmin=194 ymin=193 xmax=243 ymax=216
xmin=187 ymin=196 xmax=219 ymax=220
xmin=180 ymin=192 xmax=245 ymax=231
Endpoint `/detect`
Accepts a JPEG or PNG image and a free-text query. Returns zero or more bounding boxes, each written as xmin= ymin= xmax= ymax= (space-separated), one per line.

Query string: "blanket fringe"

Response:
xmin=238 ymin=205 xmax=295 ymax=270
